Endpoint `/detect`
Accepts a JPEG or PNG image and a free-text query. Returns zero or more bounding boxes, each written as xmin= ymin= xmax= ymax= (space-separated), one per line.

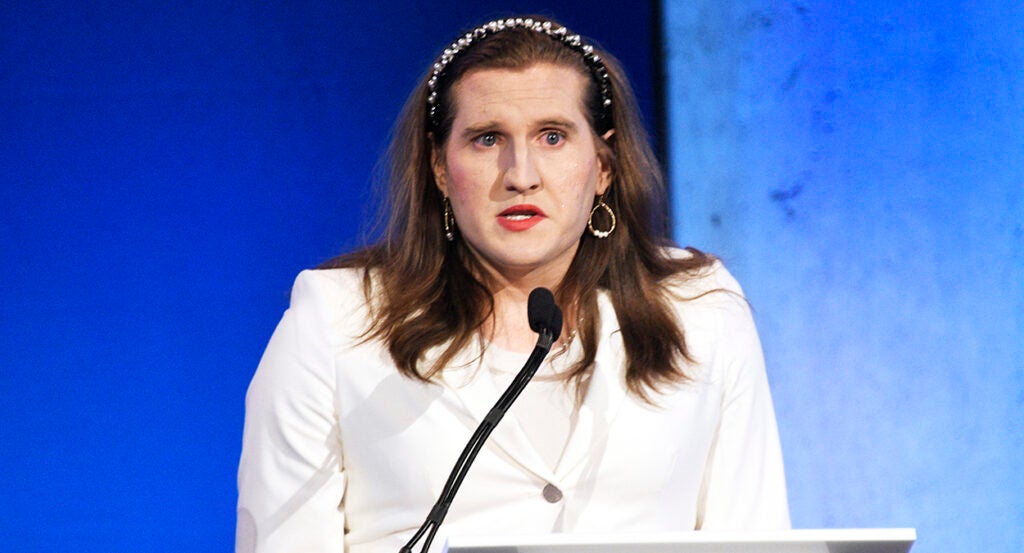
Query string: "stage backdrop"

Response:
xmin=0 ymin=2 xmax=657 ymax=551
xmin=3 ymin=1 xmax=1021 ymax=552
xmin=663 ymin=2 xmax=1023 ymax=553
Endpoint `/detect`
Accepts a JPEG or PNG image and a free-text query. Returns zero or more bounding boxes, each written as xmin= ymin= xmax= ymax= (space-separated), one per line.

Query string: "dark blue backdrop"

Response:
xmin=0 ymin=2 xmax=656 ymax=550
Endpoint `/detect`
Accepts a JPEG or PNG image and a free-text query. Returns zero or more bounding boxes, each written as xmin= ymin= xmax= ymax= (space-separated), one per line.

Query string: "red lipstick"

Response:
xmin=497 ymin=204 xmax=546 ymax=232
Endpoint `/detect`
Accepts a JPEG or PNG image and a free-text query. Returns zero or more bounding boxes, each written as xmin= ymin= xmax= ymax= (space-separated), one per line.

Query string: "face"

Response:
xmin=433 ymin=63 xmax=612 ymax=285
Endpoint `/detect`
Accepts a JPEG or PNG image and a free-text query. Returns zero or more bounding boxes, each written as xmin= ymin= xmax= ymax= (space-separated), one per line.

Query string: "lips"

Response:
xmin=497 ymin=204 xmax=546 ymax=231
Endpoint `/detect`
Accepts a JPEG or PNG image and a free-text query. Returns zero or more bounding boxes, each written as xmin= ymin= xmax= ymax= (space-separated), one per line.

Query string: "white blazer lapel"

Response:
xmin=436 ymin=343 xmax=557 ymax=482
xmin=555 ymin=294 xmax=629 ymax=479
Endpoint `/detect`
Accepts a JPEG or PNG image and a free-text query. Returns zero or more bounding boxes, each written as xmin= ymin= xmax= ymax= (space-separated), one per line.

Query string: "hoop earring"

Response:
xmin=587 ymin=195 xmax=616 ymax=239
xmin=443 ymin=197 xmax=456 ymax=242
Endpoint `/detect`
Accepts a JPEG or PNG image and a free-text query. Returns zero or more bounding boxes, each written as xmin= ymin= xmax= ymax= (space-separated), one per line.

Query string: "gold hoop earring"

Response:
xmin=587 ymin=195 xmax=616 ymax=239
xmin=443 ymin=197 xmax=455 ymax=242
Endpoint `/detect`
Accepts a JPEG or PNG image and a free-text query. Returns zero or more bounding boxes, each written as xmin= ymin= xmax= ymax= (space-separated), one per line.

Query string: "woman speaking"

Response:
xmin=237 ymin=15 xmax=789 ymax=553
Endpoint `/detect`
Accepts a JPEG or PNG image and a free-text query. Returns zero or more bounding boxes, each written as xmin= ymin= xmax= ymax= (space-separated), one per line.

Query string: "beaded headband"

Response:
xmin=426 ymin=17 xmax=613 ymax=131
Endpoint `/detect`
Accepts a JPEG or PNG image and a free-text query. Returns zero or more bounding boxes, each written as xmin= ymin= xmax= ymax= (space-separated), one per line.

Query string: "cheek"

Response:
xmin=562 ymin=161 xmax=601 ymax=209
xmin=445 ymin=164 xmax=493 ymax=217
xmin=443 ymin=155 xmax=479 ymax=194
xmin=553 ymin=182 xmax=598 ymax=228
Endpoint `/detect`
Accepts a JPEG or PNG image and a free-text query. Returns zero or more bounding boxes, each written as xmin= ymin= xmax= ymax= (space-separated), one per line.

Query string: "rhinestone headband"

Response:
xmin=426 ymin=17 xmax=613 ymax=130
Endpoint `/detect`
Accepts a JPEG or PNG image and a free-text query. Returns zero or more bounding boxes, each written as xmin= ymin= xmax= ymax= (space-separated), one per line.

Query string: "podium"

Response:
xmin=445 ymin=528 xmax=916 ymax=553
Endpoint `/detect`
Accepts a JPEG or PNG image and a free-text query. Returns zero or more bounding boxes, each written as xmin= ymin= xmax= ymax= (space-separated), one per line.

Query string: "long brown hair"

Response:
xmin=321 ymin=16 xmax=715 ymax=399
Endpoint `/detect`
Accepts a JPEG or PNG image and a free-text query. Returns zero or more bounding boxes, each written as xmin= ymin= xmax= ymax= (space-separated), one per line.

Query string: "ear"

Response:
xmin=430 ymin=135 xmax=448 ymax=195
xmin=595 ymin=129 xmax=615 ymax=195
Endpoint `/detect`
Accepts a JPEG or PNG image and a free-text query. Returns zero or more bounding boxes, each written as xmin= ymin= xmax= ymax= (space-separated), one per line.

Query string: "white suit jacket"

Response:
xmin=237 ymin=263 xmax=789 ymax=553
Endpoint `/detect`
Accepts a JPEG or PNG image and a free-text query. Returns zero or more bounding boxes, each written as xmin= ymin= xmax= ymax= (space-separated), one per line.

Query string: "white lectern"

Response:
xmin=445 ymin=528 xmax=916 ymax=553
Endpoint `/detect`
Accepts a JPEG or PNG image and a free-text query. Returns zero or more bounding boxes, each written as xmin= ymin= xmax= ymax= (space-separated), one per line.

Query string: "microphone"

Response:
xmin=528 ymin=286 xmax=563 ymax=344
xmin=400 ymin=287 xmax=563 ymax=553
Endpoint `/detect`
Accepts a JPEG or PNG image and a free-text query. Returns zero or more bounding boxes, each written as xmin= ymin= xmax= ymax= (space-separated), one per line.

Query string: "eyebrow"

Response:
xmin=458 ymin=117 xmax=581 ymax=140
xmin=537 ymin=118 xmax=580 ymax=132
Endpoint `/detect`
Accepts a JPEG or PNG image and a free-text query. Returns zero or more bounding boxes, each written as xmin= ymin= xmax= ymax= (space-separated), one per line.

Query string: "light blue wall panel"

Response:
xmin=664 ymin=2 xmax=1023 ymax=552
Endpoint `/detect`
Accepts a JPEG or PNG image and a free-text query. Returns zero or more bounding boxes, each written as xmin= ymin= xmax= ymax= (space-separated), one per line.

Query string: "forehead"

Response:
xmin=449 ymin=63 xmax=591 ymax=124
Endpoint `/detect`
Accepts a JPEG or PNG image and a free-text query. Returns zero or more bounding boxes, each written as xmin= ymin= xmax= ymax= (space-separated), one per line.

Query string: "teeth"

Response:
xmin=503 ymin=213 xmax=533 ymax=220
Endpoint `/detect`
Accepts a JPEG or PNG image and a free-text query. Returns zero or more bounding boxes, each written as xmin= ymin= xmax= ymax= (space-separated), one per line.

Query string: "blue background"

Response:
xmin=664 ymin=2 xmax=1022 ymax=553
xmin=0 ymin=2 xmax=655 ymax=551
xmin=1 ymin=1 xmax=1020 ymax=552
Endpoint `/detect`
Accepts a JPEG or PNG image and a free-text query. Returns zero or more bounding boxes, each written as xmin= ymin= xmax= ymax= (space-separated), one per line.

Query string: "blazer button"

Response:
xmin=542 ymin=483 xmax=563 ymax=503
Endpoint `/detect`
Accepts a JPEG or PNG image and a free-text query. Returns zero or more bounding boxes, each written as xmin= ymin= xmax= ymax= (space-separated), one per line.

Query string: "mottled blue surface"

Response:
xmin=664 ymin=2 xmax=1023 ymax=552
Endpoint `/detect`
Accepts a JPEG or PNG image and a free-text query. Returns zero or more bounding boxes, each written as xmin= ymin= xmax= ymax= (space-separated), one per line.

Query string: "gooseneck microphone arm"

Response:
xmin=399 ymin=287 xmax=563 ymax=553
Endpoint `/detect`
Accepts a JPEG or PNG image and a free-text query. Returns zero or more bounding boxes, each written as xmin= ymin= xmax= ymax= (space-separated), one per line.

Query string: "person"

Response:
xmin=236 ymin=15 xmax=789 ymax=553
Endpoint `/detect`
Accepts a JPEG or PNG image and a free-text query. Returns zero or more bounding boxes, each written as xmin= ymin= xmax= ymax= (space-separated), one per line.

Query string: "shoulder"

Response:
xmin=661 ymin=246 xmax=746 ymax=300
xmin=287 ymin=267 xmax=374 ymax=343
xmin=291 ymin=266 xmax=367 ymax=303
xmin=657 ymin=249 xmax=758 ymax=362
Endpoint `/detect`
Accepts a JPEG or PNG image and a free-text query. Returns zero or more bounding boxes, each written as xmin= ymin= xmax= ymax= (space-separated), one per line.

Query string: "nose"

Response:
xmin=501 ymin=140 xmax=541 ymax=193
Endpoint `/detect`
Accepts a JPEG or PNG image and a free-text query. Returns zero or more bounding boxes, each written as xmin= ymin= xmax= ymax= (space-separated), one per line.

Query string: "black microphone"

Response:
xmin=528 ymin=286 xmax=563 ymax=343
xmin=400 ymin=287 xmax=563 ymax=553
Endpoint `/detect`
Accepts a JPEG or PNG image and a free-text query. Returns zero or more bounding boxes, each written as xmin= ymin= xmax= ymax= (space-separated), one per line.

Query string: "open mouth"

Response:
xmin=497 ymin=204 xmax=546 ymax=231
xmin=499 ymin=205 xmax=545 ymax=219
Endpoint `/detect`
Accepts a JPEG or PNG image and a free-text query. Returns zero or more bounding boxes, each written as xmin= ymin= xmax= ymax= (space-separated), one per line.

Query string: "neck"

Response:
xmin=462 ymin=247 xmax=577 ymax=353
xmin=484 ymin=284 xmax=548 ymax=353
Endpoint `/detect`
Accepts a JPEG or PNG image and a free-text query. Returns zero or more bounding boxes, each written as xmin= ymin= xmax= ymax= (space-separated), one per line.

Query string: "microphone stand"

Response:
xmin=399 ymin=327 xmax=557 ymax=553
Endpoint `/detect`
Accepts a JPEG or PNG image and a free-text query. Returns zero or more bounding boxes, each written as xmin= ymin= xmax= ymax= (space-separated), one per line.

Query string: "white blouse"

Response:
xmin=237 ymin=260 xmax=790 ymax=553
xmin=483 ymin=342 xmax=581 ymax=471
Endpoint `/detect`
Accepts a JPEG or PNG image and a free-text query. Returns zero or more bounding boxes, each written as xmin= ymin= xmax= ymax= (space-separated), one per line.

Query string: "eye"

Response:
xmin=474 ymin=133 xmax=498 ymax=147
xmin=543 ymin=131 xmax=564 ymax=146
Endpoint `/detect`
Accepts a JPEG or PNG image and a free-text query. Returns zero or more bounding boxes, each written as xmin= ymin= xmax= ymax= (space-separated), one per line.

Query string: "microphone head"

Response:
xmin=527 ymin=287 xmax=563 ymax=341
